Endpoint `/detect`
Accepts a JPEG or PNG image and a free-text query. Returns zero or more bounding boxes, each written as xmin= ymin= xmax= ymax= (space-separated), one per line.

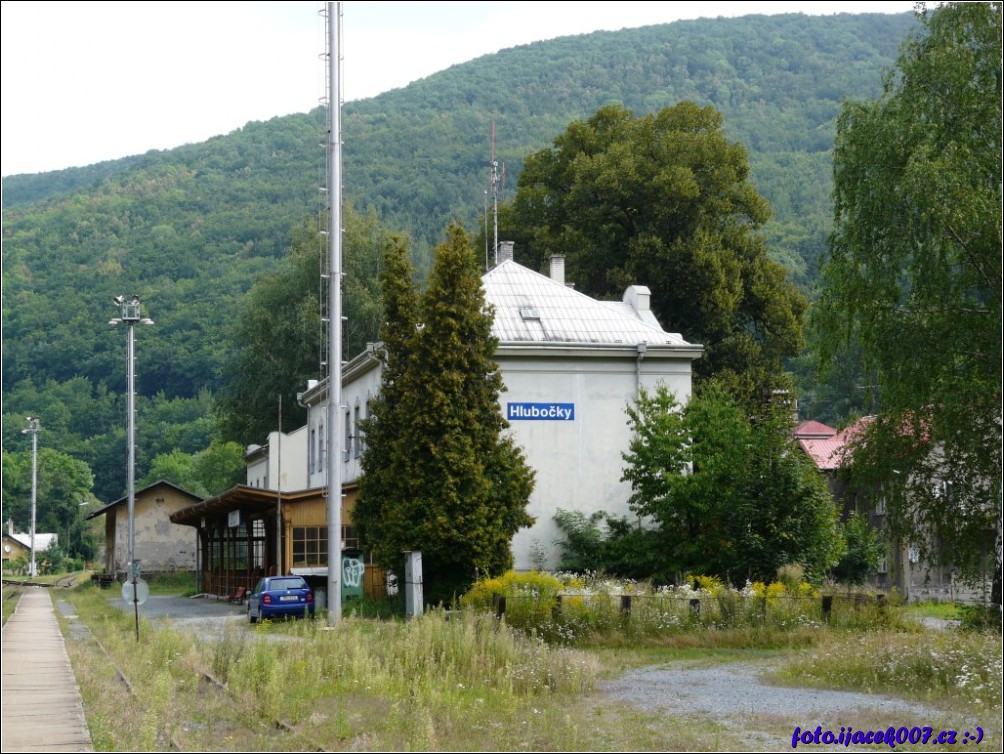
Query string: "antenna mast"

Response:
xmin=490 ymin=122 xmax=501 ymax=265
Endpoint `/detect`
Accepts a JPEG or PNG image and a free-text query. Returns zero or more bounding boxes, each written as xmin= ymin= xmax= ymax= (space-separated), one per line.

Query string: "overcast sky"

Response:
xmin=1 ymin=1 xmax=918 ymax=177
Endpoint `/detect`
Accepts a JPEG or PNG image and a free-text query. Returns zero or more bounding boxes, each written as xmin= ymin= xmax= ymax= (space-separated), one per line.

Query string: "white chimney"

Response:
xmin=498 ymin=240 xmax=515 ymax=263
xmin=549 ymin=254 xmax=565 ymax=285
xmin=623 ymin=285 xmax=651 ymax=313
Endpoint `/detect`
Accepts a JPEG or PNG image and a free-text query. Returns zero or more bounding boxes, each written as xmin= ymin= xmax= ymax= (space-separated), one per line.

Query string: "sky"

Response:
xmin=1 ymin=1 xmax=918 ymax=177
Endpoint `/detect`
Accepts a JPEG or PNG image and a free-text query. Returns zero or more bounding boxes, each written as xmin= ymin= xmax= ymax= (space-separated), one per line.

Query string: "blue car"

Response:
xmin=247 ymin=575 xmax=315 ymax=623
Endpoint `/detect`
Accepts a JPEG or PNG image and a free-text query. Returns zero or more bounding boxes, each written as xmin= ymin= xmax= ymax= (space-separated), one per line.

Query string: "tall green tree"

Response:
xmin=505 ymin=102 xmax=806 ymax=404
xmin=356 ymin=225 xmax=535 ymax=605
xmin=817 ymin=2 xmax=1002 ymax=602
xmin=138 ymin=440 xmax=245 ymax=498
xmin=2 ymin=448 xmax=95 ymax=560
xmin=216 ymin=219 xmax=321 ymax=447
xmin=217 ymin=205 xmax=390 ymax=447
xmin=621 ymin=382 xmax=844 ymax=584
xmin=351 ymin=234 xmax=420 ymax=570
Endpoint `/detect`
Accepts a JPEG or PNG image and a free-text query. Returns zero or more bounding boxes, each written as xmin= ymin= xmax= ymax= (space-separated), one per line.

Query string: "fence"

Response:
xmin=487 ymin=590 xmax=891 ymax=637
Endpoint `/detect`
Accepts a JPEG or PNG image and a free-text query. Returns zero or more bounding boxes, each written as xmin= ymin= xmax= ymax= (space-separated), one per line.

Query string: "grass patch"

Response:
xmin=146 ymin=571 xmax=197 ymax=596
xmin=2 ymin=584 xmax=24 ymax=626
xmin=772 ymin=628 xmax=1003 ymax=714
xmin=56 ymin=583 xmax=1002 ymax=751
xmin=903 ymin=600 xmax=963 ymax=621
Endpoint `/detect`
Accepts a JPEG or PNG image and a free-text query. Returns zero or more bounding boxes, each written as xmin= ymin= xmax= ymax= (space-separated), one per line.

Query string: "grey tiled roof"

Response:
xmin=482 ymin=260 xmax=692 ymax=346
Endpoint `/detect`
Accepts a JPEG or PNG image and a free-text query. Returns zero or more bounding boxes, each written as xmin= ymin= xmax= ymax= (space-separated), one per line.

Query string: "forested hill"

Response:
xmin=2 ymin=12 xmax=917 ymax=499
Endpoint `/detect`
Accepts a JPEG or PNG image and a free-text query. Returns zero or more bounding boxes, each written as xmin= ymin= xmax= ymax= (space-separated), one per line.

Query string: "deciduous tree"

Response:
xmin=217 ymin=205 xmax=390 ymax=446
xmin=817 ymin=2 xmax=1002 ymax=603
xmin=2 ymin=448 xmax=95 ymax=560
xmin=621 ymin=382 xmax=844 ymax=584
xmin=506 ymin=102 xmax=806 ymax=404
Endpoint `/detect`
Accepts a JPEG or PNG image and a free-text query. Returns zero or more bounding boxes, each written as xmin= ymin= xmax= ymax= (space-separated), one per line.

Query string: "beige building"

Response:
xmin=2 ymin=521 xmax=58 ymax=573
xmin=86 ymin=480 xmax=202 ymax=578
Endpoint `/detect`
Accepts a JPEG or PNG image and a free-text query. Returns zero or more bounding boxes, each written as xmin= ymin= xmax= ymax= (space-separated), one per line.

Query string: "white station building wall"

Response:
xmin=498 ymin=350 xmax=693 ymax=569
xmin=297 ymin=256 xmax=702 ymax=572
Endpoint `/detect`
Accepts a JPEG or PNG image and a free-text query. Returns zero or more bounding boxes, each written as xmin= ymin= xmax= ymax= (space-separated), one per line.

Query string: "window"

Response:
xmin=360 ymin=394 xmax=371 ymax=454
xmin=309 ymin=427 xmax=316 ymax=473
xmin=353 ymin=403 xmax=361 ymax=458
xmin=877 ymin=556 xmax=888 ymax=574
xmin=318 ymin=420 xmax=325 ymax=471
xmin=292 ymin=526 xmax=328 ymax=568
xmin=251 ymin=519 xmax=267 ymax=570
xmin=343 ymin=524 xmax=359 ymax=551
xmin=344 ymin=409 xmax=352 ymax=461
xmin=213 ymin=524 xmax=248 ymax=572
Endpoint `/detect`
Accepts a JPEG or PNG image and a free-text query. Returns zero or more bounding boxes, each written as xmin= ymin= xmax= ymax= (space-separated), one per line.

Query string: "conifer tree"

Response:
xmin=357 ymin=225 xmax=535 ymax=604
xmin=354 ymin=235 xmax=420 ymax=570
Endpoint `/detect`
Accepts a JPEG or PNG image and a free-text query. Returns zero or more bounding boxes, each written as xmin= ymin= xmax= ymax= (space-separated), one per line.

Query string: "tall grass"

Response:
xmin=66 ymin=586 xmax=662 ymax=751
xmin=216 ymin=610 xmax=599 ymax=720
xmin=2 ymin=584 xmax=24 ymax=625
xmin=58 ymin=580 xmax=1001 ymax=751
xmin=775 ymin=629 xmax=1003 ymax=713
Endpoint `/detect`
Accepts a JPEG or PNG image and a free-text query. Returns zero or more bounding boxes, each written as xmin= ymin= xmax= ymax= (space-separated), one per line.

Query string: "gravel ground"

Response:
xmin=598 ymin=658 xmax=966 ymax=751
xmin=108 ymin=594 xmax=248 ymax=637
xmin=600 ymin=660 xmax=946 ymax=721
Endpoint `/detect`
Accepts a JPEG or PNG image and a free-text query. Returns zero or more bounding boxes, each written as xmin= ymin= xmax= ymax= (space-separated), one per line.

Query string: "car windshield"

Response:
xmin=269 ymin=578 xmax=306 ymax=591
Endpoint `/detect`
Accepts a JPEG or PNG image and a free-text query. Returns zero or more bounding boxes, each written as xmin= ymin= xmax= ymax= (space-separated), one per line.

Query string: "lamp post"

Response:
xmin=110 ymin=295 xmax=153 ymax=640
xmin=21 ymin=417 xmax=40 ymax=578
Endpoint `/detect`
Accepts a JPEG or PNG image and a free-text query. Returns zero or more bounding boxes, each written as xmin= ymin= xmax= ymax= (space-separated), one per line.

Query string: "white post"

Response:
xmin=276 ymin=395 xmax=283 ymax=575
xmin=23 ymin=417 xmax=40 ymax=578
xmin=325 ymin=1 xmax=344 ymax=624
xmin=404 ymin=551 xmax=423 ymax=619
xmin=109 ymin=295 xmax=152 ymax=641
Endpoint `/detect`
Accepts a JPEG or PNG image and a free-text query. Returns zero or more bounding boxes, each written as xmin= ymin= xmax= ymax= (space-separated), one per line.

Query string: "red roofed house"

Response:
xmin=795 ymin=418 xmax=970 ymax=601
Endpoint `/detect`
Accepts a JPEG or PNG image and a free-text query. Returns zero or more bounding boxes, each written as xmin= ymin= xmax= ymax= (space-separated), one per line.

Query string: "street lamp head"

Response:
xmin=141 ymin=318 xmax=154 ymax=326
xmin=112 ymin=293 xmax=147 ymax=322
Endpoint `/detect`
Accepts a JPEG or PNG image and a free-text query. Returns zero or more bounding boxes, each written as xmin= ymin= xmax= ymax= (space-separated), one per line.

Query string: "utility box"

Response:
xmin=341 ymin=551 xmax=365 ymax=603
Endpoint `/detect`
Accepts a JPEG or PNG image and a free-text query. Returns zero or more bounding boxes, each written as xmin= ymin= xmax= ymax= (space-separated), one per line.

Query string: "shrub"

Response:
xmin=958 ymin=604 xmax=1002 ymax=632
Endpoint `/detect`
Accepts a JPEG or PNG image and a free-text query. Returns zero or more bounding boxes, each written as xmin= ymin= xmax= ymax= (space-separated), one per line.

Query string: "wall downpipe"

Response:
xmin=636 ymin=343 xmax=647 ymax=399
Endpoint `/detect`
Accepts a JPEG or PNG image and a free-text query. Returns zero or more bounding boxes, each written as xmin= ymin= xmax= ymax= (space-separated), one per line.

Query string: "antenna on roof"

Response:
xmin=489 ymin=122 xmax=506 ymax=266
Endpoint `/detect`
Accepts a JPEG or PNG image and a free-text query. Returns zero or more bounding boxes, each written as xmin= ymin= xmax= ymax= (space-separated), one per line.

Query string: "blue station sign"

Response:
xmin=507 ymin=402 xmax=575 ymax=421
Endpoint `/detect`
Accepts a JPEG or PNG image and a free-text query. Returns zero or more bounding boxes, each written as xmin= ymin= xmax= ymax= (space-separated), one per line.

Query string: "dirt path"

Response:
xmin=598 ymin=659 xmax=968 ymax=751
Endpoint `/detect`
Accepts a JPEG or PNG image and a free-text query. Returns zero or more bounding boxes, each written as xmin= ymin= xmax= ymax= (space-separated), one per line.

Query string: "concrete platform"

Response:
xmin=1 ymin=587 xmax=92 ymax=752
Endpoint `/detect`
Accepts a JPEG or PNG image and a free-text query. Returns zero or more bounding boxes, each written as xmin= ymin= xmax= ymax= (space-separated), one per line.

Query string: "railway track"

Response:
xmin=67 ymin=600 xmax=331 ymax=752
xmin=2 ymin=574 xmax=80 ymax=589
